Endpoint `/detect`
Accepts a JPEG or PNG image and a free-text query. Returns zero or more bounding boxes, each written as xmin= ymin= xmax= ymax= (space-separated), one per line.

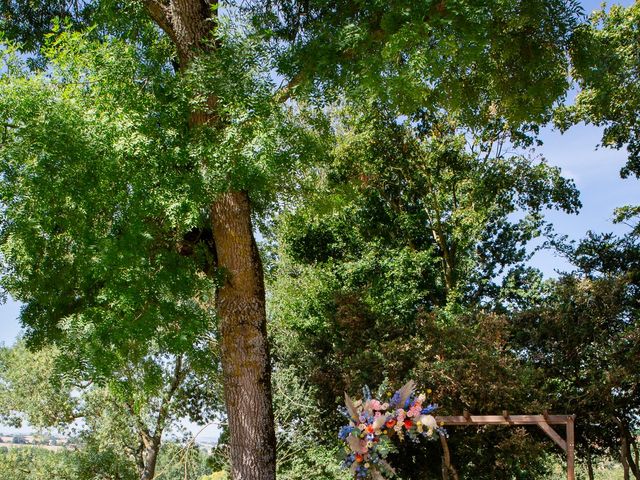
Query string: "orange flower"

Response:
xmin=355 ymin=454 xmax=363 ymax=463
xmin=385 ymin=419 xmax=396 ymax=428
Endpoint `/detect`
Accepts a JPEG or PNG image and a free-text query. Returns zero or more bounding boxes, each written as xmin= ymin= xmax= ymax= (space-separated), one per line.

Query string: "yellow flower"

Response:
xmin=427 ymin=388 xmax=432 ymax=394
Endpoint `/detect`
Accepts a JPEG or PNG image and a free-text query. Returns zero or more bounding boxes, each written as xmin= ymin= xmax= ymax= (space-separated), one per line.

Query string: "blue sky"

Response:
xmin=0 ymin=1 xmax=637 ymax=439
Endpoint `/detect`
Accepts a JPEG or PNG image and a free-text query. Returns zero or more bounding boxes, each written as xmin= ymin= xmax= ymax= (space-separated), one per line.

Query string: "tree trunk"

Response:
xmin=634 ymin=438 xmax=640 ymax=477
xmin=141 ymin=2 xmax=278 ymax=478
xmin=615 ymin=416 xmax=640 ymax=480
xmin=140 ymin=438 xmax=161 ymax=480
xmin=623 ymin=432 xmax=631 ymax=480
xmin=212 ymin=191 xmax=276 ymax=480
xmin=586 ymin=447 xmax=594 ymax=480
xmin=625 ymin=433 xmax=640 ymax=479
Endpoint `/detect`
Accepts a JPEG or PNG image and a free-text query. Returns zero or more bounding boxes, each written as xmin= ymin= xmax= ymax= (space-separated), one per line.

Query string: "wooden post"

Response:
xmin=567 ymin=416 xmax=575 ymax=480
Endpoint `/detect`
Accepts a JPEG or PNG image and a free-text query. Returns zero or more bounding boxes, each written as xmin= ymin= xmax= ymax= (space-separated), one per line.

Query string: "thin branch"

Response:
xmin=154 ymin=354 xmax=188 ymax=437
xmin=274 ymin=72 xmax=306 ymax=104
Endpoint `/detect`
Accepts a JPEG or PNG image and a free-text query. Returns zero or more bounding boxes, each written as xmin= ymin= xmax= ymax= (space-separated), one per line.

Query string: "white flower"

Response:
xmin=419 ymin=414 xmax=438 ymax=431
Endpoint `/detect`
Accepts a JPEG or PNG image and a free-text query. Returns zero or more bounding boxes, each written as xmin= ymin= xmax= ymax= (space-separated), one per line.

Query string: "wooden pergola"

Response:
xmin=435 ymin=411 xmax=576 ymax=480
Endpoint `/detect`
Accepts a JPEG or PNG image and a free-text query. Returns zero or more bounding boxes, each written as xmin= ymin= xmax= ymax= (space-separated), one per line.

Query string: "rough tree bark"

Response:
xmin=142 ymin=1 xmax=277 ymax=478
xmin=140 ymin=436 xmax=161 ymax=480
xmin=212 ymin=191 xmax=276 ymax=478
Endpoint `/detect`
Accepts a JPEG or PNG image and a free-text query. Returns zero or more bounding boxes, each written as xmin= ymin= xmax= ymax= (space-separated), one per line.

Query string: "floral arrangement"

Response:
xmin=338 ymin=380 xmax=442 ymax=479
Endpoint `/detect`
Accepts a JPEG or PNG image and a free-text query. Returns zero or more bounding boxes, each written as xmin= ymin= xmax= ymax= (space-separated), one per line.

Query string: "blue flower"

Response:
xmin=338 ymin=425 xmax=356 ymax=440
xmin=421 ymin=403 xmax=438 ymax=414
xmin=390 ymin=391 xmax=401 ymax=407
xmin=404 ymin=395 xmax=413 ymax=409
xmin=338 ymin=406 xmax=352 ymax=419
xmin=362 ymin=385 xmax=372 ymax=401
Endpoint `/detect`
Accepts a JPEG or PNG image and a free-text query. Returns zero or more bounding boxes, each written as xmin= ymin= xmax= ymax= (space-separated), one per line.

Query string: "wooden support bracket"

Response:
xmin=537 ymin=419 xmax=567 ymax=452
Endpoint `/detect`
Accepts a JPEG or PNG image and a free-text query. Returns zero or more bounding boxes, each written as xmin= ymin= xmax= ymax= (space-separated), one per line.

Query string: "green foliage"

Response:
xmin=512 ymin=230 xmax=640 ymax=465
xmin=0 ymin=442 xmax=221 ymax=480
xmin=560 ymin=3 xmax=640 ymax=178
xmin=254 ymin=0 xmax=582 ymax=126
xmin=180 ymin=26 xmax=330 ymax=212
xmin=0 ymin=30 xmax=212 ymax=372
xmin=0 ymin=24 xmax=324 ymax=478
xmin=0 ymin=447 xmax=81 ymax=480
xmin=154 ymin=443 xmax=215 ymax=480
xmin=0 ymin=23 xmax=319 ymax=417
xmin=266 ymin=103 xmax=581 ymax=478
xmin=0 ymin=0 xmax=169 ymax=71
xmin=276 ymin=106 xmax=580 ymax=304
xmin=0 ymin=340 xmax=223 ymax=479
xmin=0 ymin=342 xmax=77 ymax=428
xmin=2 ymin=2 xmax=631 ymax=479
xmin=0 ymin=23 xmax=325 ymax=372
xmin=271 ymin=366 xmax=351 ymax=480
xmin=0 ymin=0 xmax=90 ymax=54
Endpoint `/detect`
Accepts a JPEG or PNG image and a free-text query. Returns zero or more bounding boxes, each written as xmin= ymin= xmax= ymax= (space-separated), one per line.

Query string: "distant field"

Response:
xmin=0 ymin=442 xmax=65 ymax=452
xmin=548 ymin=461 xmax=625 ymax=480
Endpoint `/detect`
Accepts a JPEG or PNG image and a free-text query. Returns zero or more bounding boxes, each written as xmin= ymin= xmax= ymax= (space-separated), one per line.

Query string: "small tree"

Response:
xmin=0 ymin=341 xmax=222 ymax=480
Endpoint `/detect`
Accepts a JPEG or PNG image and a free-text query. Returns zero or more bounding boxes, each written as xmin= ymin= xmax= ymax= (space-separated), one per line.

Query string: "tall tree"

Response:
xmin=0 ymin=1 xmax=584 ymax=478
xmin=0 ymin=26 xmax=305 ymax=480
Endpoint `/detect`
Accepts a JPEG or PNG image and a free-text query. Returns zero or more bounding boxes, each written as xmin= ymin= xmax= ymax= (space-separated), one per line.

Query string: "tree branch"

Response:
xmin=142 ymin=0 xmax=178 ymax=46
xmin=154 ymin=354 xmax=188 ymax=437
xmin=274 ymin=72 xmax=306 ymax=104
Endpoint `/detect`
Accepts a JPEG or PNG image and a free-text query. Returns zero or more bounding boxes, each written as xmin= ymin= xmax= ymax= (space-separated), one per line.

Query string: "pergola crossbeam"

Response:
xmin=436 ymin=414 xmax=572 ymax=425
xmin=434 ymin=413 xmax=576 ymax=480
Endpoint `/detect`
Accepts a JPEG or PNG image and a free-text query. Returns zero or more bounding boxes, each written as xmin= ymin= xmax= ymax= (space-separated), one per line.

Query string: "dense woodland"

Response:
xmin=0 ymin=0 xmax=638 ymax=479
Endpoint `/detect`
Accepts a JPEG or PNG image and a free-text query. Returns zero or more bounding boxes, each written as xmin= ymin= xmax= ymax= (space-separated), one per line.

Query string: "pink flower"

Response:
xmin=407 ymin=403 xmax=422 ymax=418
xmin=370 ymin=400 xmax=383 ymax=411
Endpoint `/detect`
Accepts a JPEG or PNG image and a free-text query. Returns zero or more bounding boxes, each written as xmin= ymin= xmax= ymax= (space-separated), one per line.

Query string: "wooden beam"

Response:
xmin=537 ymin=420 xmax=567 ymax=452
xmin=436 ymin=414 xmax=573 ymax=426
